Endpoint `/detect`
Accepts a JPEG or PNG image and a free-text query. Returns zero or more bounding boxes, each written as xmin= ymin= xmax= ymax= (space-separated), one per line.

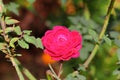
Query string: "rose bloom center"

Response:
xmin=57 ymin=35 xmax=67 ymax=43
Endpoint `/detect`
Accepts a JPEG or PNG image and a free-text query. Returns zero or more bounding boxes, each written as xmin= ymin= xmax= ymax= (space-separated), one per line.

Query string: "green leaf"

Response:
xmin=115 ymin=39 xmax=120 ymax=47
xmin=0 ymin=43 xmax=6 ymax=50
xmin=27 ymin=0 xmax=35 ymax=4
xmin=103 ymin=35 xmax=112 ymax=46
xmin=5 ymin=17 xmax=19 ymax=25
xmin=68 ymin=16 xmax=80 ymax=25
xmin=113 ymin=68 xmax=120 ymax=75
xmin=80 ymin=42 xmax=94 ymax=61
xmin=69 ymin=24 xmax=82 ymax=31
xmin=83 ymin=35 xmax=92 ymax=40
xmin=14 ymin=54 xmax=22 ymax=57
xmin=0 ymin=29 xmax=3 ymax=33
xmin=65 ymin=74 xmax=76 ymax=80
xmin=117 ymin=48 xmax=120 ymax=61
xmin=23 ymin=35 xmax=36 ymax=45
xmin=88 ymin=29 xmax=98 ymax=42
xmin=23 ymin=35 xmax=43 ymax=49
xmin=23 ymin=30 xmax=32 ymax=35
xmin=80 ymin=48 xmax=89 ymax=61
xmin=76 ymin=74 xmax=86 ymax=80
xmin=14 ymin=26 xmax=22 ymax=35
xmin=9 ymin=37 xmax=19 ymax=48
xmin=78 ymin=65 xmax=86 ymax=71
xmin=5 ymin=27 xmax=14 ymax=33
xmin=0 ymin=36 xmax=3 ymax=42
xmin=110 ymin=31 xmax=119 ymax=38
xmin=36 ymin=38 xmax=43 ymax=49
xmin=5 ymin=2 xmax=19 ymax=15
xmin=18 ymin=39 xmax=29 ymax=49
xmin=65 ymin=73 xmax=86 ymax=80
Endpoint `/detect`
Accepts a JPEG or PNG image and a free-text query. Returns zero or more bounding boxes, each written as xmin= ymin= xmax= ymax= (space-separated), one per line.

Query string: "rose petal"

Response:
xmin=41 ymin=26 xmax=82 ymax=61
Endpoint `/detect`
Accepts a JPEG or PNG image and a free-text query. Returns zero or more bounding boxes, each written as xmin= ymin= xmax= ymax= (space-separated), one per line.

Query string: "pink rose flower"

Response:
xmin=42 ymin=26 xmax=82 ymax=61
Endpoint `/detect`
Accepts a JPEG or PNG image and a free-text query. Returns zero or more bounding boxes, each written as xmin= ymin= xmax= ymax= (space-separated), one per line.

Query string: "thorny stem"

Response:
xmin=48 ymin=64 xmax=61 ymax=80
xmin=0 ymin=15 xmax=24 ymax=80
xmin=46 ymin=70 xmax=56 ymax=80
xmin=58 ymin=63 xmax=63 ymax=78
xmin=0 ymin=1 xmax=38 ymax=80
xmin=10 ymin=57 xmax=25 ymax=80
xmin=83 ymin=0 xmax=116 ymax=68
xmin=0 ymin=4 xmax=37 ymax=79
xmin=0 ymin=17 xmax=9 ymax=42
xmin=6 ymin=45 xmax=36 ymax=80
xmin=15 ymin=58 xmax=37 ymax=80
xmin=6 ymin=44 xmax=25 ymax=80
xmin=0 ymin=17 xmax=5 ymax=33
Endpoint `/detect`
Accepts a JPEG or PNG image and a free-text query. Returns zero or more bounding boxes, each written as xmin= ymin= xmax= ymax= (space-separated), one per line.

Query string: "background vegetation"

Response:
xmin=0 ymin=0 xmax=120 ymax=80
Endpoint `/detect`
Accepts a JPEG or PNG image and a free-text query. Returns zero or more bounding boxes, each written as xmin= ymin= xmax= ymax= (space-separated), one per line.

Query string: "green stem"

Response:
xmin=0 ymin=17 xmax=7 ymax=41
xmin=0 ymin=0 xmax=36 ymax=80
xmin=58 ymin=63 xmax=63 ymax=78
xmin=46 ymin=74 xmax=53 ymax=80
xmin=0 ymin=18 xmax=25 ymax=80
xmin=48 ymin=64 xmax=61 ymax=80
xmin=83 ymin=0 xmax=116 ymax=68
xmin=15 ymin=58 xmax=37 ymax=80
xmin=8 ymin=51 xmax=36 ymax=80
xmin=1 ymin=17 xmax=25 ymax=80
xmin=46 ymin=70 xmax=54 ymax=80
xmin=6 ymin=44 xmax=25 ymax=80
xmin=10 ymin=57 xmax=25 ymax=80
xmin=23 ymin=68 xmax=36 ymax=80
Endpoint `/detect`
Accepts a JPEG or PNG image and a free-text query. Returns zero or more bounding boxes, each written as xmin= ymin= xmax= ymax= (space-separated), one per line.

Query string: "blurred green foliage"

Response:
xmin=1 ymin=0 xmax=120 ymax=80
xmin=45 ymin=0 xmax=120 ymax=80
